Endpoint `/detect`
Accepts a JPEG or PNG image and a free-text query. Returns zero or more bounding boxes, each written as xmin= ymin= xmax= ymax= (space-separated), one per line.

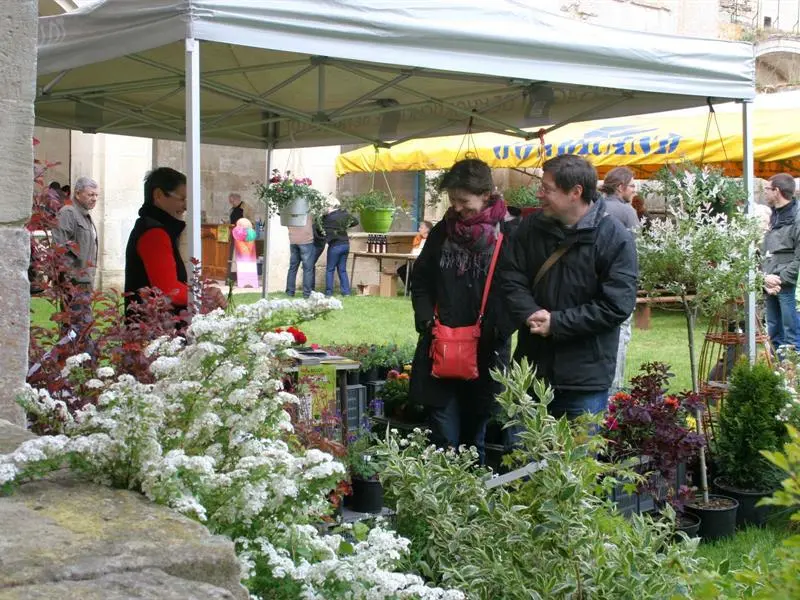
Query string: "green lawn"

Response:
xmin=33 ymin=294 xmax=704 ymax=390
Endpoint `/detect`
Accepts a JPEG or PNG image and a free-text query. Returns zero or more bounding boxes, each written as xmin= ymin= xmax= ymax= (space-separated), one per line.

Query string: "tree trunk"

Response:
xmin=682 ymin=295 xmax=709 ymax=503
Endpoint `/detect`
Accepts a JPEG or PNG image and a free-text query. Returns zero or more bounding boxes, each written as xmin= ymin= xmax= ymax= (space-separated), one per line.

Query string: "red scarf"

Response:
xmin=442 ymin=195 xmax=506 ymax=275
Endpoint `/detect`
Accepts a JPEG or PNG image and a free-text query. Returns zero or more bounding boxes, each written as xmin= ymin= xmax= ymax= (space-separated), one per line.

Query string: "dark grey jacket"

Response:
xmin=52 ymin=204 xmax=98 ymax=286
xmin=762 ymin=199 xmax=800 ymax=288
xmin=499 ymin=199 xmax=638 ymax=391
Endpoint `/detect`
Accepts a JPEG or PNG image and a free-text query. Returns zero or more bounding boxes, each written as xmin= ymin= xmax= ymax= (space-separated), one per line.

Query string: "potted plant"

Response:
xmin=713 ymin=359 xmax=790 ymax=526
xmin=637 ymin=161 xmax=762 ymax=519
xmin=503 ymin=183 xmax=540 ymax=217
xmin=257 ymin=169 xmax=327 ymax=227
xmin=345 ymin=429 xmax=384 ymax=513
xmin=344 ymin=189 xmax=400 ymax=233
xmin=602 ymin=362 xmax=706 ymax=536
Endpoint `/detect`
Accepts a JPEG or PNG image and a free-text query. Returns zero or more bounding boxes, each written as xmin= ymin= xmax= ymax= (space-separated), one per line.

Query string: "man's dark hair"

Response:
xmin=48 ymin=181 xmax=62 ymax=190
xmin=421 ymin=220 xmax=433 ymax=230
xmin=542 ymin=155 xmax=597 ymax=204
xmin=770 ymin=173 xmax=796 ymax=201
xmin=438 ymin=159 xmax=493 ymax=195
xmin=144 ymin=167 xmax=187 ymax=206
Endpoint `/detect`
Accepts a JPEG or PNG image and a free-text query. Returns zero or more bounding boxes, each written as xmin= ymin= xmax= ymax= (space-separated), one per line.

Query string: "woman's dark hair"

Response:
xmin=144 ymin=167 xmax=187 ymax=205
xmin=438 ymin=159 xmax=494 ymax=195
xmin=542 ymin=155 xmax=597 ymax=204
xmin=600 ymin=166 xmax=634 ymax=196
xmin=421 ymin=220 xmax=433 ymax=230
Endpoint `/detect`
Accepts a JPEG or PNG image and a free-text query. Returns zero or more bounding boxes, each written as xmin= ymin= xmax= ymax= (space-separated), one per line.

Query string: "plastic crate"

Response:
xmin=338 ymin=384 xmax=367 ymax=432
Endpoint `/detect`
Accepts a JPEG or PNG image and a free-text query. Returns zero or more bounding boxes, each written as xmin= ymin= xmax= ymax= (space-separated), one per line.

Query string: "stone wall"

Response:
xmin=0 ymin=421 xmax=248 ymax=600
xmin=0 ymin=0 xmax=36 ymax=426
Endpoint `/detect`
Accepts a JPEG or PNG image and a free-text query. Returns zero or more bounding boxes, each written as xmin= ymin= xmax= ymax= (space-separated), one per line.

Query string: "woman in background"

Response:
xmin=322 ymin=198 xmax=359 ymax=296
xmin=125 ymin=167 xmax=226 ymax=319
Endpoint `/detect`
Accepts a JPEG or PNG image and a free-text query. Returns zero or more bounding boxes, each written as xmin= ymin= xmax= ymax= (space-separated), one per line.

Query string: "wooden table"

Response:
xmin=349 ymin=252 xmax=418 ymax=297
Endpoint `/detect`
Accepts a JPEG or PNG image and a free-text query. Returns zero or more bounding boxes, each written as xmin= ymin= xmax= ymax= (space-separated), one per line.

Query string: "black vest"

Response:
xmin=124 ymin=204 xmax=187 ymax=314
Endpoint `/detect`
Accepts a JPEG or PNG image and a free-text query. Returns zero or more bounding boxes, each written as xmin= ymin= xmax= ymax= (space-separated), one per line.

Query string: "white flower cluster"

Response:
xmin=4 ymin=295 xmax=459 ymax=598
xmin=243 ymin=523 xmax=464 ymax=600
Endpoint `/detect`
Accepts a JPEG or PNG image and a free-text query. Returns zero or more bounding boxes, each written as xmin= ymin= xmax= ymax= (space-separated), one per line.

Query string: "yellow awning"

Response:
xmin=336 ymin=98 xmax=799 ymax=179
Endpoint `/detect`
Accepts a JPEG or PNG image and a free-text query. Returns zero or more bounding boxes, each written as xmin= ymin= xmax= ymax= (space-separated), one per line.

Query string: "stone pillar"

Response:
xmin=0 ymin=0 xmax=36 ymax=426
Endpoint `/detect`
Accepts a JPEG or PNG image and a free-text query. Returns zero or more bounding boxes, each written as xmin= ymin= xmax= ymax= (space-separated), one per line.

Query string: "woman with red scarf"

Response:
xmin=409 ymin=159 xmax=517 ymax=464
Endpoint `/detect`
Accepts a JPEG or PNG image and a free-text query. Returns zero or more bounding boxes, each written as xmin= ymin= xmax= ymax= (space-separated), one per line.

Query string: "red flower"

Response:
xmin=605 ymin=416 xmax=619 ymax=431
xmin=387 ymin=369 xmax=400 ymax=380
xmin=664 ymin=395 xmax=679 ymax=409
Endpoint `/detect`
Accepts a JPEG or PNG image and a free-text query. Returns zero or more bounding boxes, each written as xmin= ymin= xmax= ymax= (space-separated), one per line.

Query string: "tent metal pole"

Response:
xmin=185 ymin=37 xmax=202 ymax=305
xmin=742 ymin=99 xmax=756 ymax=363
xmin=262 ymin=143 xmax=274 ymax=299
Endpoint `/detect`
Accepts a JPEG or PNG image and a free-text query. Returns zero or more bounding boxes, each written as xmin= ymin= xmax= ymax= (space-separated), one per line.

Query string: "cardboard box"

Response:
xmin=357 ymin=283 xmax=380 ymax=296
xmin=379 ymin=272 xmax=398 ymax=297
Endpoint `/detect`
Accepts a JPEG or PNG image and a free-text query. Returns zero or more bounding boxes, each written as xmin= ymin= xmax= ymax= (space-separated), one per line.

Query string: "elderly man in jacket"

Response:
xmin=763 ymin=173 xmax=800 ymax=351
xmin=52 ymin=176 xmax=99 ymax=334
xmin=499 ymin=155 xmax=638 ymax=419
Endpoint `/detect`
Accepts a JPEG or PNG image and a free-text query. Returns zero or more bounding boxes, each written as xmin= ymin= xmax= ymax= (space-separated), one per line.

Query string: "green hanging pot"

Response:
xmin=360 ymin=208 xmax=394 ymax=233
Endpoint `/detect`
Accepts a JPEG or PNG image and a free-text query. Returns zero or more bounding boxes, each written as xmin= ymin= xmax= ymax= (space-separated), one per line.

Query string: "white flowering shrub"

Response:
xmin=637 ymin=164 xmax=762 ymax=391
xmin=3 ymin=293 xmax=461 ymax=600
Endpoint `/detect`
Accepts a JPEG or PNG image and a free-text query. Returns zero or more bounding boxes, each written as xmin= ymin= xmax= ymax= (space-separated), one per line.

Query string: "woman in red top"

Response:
xmin=124 ymin=167 xmax=225 ymax=318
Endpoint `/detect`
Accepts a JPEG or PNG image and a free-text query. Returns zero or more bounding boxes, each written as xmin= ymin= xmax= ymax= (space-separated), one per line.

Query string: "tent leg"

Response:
xmin=742 ymin=99 xmax=756 ymax=363
xmin=185 ymin=37 xmax=202 ymax=307
xmin=261 ymin=143 xmax=274 ymax=299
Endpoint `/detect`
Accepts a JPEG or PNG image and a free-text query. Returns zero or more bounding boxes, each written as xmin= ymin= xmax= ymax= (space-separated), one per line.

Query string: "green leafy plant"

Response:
xmin=715 ymin=360 xmax=790 ymax=491
xmin=343 ymin=189 xmax=399 ymax=213
xmin=425 ymin=170 xmax=447 ymax=208
xmin=345 ymin=429 xmax=383 ymax=481
xmin=503 ymin=183 xmax=540 ymax=208
xmin=378 ymin=359 xmax=704 ymax=599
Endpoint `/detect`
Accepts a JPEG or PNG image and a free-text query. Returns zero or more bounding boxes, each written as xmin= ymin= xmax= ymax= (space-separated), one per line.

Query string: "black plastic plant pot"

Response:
xmin=713 ymin=477 xmax=773 ymax=527
xmin=350 ymin=478 xmax=383 ymax=513
xmin=674 ymin=512 xmax=701 ymax=540
xmin=360 ymin=367 xmax=379 ymax=384
xmin=685 ymin=494 xmax=739 ymax=541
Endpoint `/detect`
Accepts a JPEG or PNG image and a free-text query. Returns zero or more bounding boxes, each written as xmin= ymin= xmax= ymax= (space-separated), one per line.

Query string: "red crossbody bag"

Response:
xmin=429 ymin=233 xmax=504 ymax=380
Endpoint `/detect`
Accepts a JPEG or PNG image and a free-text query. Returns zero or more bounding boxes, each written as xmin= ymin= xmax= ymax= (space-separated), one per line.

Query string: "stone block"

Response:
xmin=0 ymin=476 xmax=248 ymax=599
xmin=0 ymin=568 xmax=238 ymax=600
xmin=0 ymin=420 xmax=35 ymax=454
xmin=0 ymin=227 xmax=30 ymax=426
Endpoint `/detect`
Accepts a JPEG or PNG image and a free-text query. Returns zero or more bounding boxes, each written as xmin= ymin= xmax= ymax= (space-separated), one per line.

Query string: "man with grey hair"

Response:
xmin=53 ymin=177 xmax=99 ymax=333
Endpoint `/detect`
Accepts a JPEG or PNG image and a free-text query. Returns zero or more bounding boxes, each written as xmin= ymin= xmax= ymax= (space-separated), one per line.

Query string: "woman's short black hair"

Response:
xmin=438 ymin=159 xmax=494 ymax=196
xmin=144 ymin=167 xmax=187 ymax=205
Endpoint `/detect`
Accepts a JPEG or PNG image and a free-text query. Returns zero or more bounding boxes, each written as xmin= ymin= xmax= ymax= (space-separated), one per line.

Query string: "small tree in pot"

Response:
xmin=714 ymin=359 xmax=790 ymax=525
xmin=637 ymin=162 xmax=762 ymax=513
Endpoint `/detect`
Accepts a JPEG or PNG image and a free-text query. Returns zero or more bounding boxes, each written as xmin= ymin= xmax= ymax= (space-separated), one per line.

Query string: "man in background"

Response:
xmin=763 ymin=173 xmax=800 ymax=351
xmin=52 ymin=176 xmax=99 ymax=334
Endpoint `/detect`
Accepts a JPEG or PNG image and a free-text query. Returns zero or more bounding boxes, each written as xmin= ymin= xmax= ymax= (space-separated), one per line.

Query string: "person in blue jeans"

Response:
xmin=499 ymin=155 xmax=638 ymax=420
xmin=285 ymin=217 xmax=316 ymax=298
xmin=763 ymin=173 xmax=800 ymax=353
xmin=322 ymin=200 xmax=358 ymax=296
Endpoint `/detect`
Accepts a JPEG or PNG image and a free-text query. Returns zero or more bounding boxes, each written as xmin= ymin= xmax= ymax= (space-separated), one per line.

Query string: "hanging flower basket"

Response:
xmin=360 ymin=208 xmax=395 ymax=233
xmin=257 ymin=170 xmax=327 ymax=227
xmin=280 ymin=196 xmax=310 ymax=227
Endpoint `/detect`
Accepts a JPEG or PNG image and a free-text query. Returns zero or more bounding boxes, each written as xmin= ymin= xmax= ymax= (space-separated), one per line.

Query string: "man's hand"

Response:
xmin=526 ymin=309 xmax=551 ymax=337
xmin=765 ymin=274 xmax=782 ymax=288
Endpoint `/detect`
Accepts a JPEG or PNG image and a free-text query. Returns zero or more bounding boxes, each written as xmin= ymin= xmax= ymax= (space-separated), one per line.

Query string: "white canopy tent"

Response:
xmin=36 ymin=0 xmax=758 ymax=356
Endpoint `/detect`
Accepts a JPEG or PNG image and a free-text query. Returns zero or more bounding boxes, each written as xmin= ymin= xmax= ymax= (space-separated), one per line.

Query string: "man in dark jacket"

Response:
xmin=499 ymin=154 xmax=638 ymax=419
xmin=762 ymin=173 xmax=800 ymax=350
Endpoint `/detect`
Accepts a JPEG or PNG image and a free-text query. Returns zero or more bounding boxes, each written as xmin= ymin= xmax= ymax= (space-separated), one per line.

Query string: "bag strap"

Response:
xmin=478 ymin=232 xmax=504 ymax=321
xmin=533 ymin=239 xmax=575 ymax=289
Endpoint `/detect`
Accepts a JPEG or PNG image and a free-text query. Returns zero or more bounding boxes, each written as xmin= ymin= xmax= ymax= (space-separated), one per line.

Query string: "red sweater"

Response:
xmin=137 ymin=228 xmax=188 ymax=307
